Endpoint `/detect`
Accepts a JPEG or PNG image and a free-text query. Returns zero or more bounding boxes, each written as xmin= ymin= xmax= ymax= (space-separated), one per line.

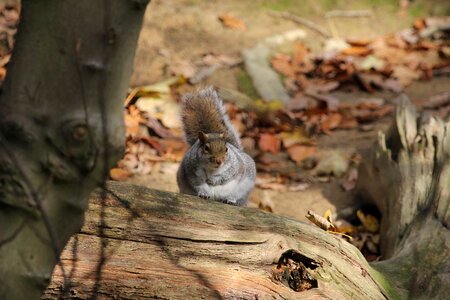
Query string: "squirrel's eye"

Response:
xmin=225 ymin=148 xmax=228 ymax=153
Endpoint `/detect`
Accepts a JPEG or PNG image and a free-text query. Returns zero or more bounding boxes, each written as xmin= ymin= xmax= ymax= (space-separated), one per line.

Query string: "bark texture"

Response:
xmin=359 ymin=95 xmax=450 ymax=299
xmin=44 ymin=95 xmax=449 ymax=299
xmin=0 ymin=1 xmax=149 ymax=299
xmin=44 ymin=181 xmax=393 ymax=299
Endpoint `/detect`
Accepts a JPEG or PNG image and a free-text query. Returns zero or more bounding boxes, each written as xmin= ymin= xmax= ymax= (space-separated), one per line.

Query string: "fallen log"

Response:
xmin=44 ymin=95 xmax=449 ymax=299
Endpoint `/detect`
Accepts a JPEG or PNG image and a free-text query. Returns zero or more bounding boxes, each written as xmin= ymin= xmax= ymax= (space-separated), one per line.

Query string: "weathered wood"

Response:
xmin=358 ymin=95 xmax=450 ymax=299
xmin=44 ymin=182 xmax=393 ymax=299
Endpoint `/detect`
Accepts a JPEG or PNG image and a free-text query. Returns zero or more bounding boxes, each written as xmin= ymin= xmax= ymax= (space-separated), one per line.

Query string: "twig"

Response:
xmin=268 ymin=11 xmax=330 ymax=38
xmin=325 ymin=10 xmax=373 ymax=18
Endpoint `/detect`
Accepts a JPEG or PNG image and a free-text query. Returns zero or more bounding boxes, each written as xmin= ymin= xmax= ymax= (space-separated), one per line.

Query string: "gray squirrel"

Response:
xmin=176 ymin=87 xmax=256 ymax=206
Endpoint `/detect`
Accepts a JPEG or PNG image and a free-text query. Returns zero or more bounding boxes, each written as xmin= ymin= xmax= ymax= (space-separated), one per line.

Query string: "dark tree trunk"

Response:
xmin=0 ymin=1 xmax=149 ymax=299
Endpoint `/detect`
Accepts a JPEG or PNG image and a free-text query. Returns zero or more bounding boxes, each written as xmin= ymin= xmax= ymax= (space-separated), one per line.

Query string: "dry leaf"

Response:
xmin=271 ymin=53 xmax=294 ymax=77
xmin=323 ymin=209 xmax=333 ymax=223
xmin=356 ymin=210 xmax=380 ymax=233
xmin=259 ymin=133 xmax=281 ymax=154
xmin=287 ymin=93 xmax=317 ymax=111
xmin=423 ymin=91 xmax=450 ymax=109
xmin=356 ymin=98 xmax=385 ymax=110
xmin=280 ymin=130 xmax=312 ymax=148
xmin=287 ymin=145 xmax=317 ymax=164
xmin=288 ymin=182 xmax=310 ymax=191
xmin=321 ymin=113 xmax=342 ymax=132
xmin=341 ymin=46 xmax=372 ymax=56
xmin=306 ymin=210 xmax=336 ymax=231
xmin=218 ymin=13 xmax=247 ymax=30
xmin=124 ymin=110 xmax=141 ymax=138
xmin=258 ymin=191 xmax=275 ymax=212
xmin=110 ymin=168 xmax=132 ymax=181
xmin=314 ymin=152 xmax=348 ymax=177
xmin=338 ymin=117 xmax=359 ymax=129
xmin=136 ymin=98 xmax=181 ymax=129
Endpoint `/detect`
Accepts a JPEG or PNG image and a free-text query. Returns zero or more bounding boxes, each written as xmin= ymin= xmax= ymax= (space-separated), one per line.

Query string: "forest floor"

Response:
xmin=116 ymin=0 xmax=450 ymax=259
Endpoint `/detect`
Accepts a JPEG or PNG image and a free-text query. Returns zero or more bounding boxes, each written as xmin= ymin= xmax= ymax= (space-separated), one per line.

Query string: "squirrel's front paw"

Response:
xmin=198 ymin=192 xmax=211 ymax=199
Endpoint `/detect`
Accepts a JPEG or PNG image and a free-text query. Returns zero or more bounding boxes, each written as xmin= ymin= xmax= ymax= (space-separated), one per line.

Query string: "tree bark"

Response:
xmin=358 ymin=95 xmax=450 ymax=299
xmin=0 ymin=1 xmax=149 ymax=299
xmin=44 ymin=181 xmax=393 ymax=300
xmin=44 ymin=96 xmax=449 ymax=299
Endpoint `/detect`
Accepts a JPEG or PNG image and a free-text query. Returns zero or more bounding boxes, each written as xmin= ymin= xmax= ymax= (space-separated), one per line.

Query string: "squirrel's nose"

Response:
xmin=214 ymin=158 xmax=223 ymax=167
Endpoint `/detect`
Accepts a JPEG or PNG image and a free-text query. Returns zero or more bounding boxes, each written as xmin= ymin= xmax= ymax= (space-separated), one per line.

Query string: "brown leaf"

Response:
xmin=305 ymin=91 xmax=340 ymax=111
xmin=0 ymin=67 xmax=6 ymax=81
xmin=354 ymin=73 xmax=384 ymax=93
xmin=338 ymin=117 xmax=359 ymax=129
xmin=292 ymin=41 xmax=308 ymax=66
xmin=423 ymin=91 xmax=450 ymax=109
xmin=373 ymin=104 xmax=395 ymax=119
xmin=280 ymin=130 xmax=313 ymax=148
xmin=258 ymin=133 xmax=281 ymax=154
xmin=218 ymin=13 xmax=247 ymax=30
xmin=346 ymin=38 xmax=372 ymax=47
xmin=271 ymin=53 xmax=294 ymax=77
xmin=321 ymin=113 xmax=342 ymax=132
xmin=341 ymin=46 xmax=372 ymax=56
xmin=287 ymin=93 xmax=317 ymax=111
xmin=110 ymin=168 xmax=132 ymax=181
xmin=352 ymin=105 xmax=395 ymax=123
xmin=356 ymin=98 xmax=385 ymax=110
xmin=306 ymin=210 xmax=336 ymax=231
xmin=124 ymin=112 xmax=141 ymax=138
xmin=356 ymin=210 xmax=380 ymax=233
xmin=287 ymin=145 xmax=317 ymax=164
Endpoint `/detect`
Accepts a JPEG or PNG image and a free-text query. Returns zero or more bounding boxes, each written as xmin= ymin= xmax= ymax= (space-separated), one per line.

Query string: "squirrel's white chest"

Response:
xmin=198 ymin=178 xmax=240 ymax=201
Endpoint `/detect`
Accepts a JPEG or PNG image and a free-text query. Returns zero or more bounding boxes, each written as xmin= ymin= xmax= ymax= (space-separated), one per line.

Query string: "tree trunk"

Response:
xmin=44 ymin=96 xmax=449 ymax=299
xmin=0 ymin=1 xmax=149 ymax=299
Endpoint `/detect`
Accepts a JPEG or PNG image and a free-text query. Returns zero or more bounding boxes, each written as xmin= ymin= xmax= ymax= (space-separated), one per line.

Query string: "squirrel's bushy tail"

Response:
xmin=181 ymin=87 xmax=241 ymax=149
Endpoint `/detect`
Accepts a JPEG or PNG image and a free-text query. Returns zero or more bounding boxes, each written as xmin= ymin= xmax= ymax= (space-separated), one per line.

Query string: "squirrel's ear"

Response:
xmin=198 ymin=131 xmax=208 ymax=144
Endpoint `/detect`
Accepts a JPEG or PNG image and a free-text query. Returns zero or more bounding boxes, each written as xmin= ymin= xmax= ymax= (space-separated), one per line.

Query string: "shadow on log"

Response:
xmin=44 ymin=96 xmax=449 ymax=299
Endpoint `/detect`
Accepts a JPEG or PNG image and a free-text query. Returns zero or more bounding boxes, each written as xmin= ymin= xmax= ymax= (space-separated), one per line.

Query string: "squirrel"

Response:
xmin=177 ymin=87 xmax=256 ymax=206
